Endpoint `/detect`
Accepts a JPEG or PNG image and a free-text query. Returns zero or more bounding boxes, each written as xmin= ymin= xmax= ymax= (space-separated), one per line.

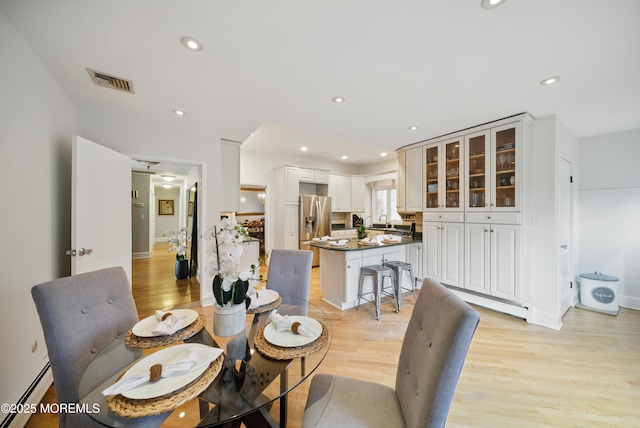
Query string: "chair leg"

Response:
xmin=357 ymin=270 xmax=365 ymax=310
xmin=409 ymin=268 xmax=417 ymax=301
xmin=374 ymin=275 xmax=381 ymax=320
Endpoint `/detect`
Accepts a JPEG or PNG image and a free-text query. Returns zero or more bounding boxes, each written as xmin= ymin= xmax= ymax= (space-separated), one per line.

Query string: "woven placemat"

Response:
xmin=125 ymin=314 xmax=206 ymax=349
xmin=107 ymin=353 xmax=223 ymax=418
xmin=246 ymin=296 xmax=282 ymax=314
xmin=254 ymin=322 xmax=328 ymax=360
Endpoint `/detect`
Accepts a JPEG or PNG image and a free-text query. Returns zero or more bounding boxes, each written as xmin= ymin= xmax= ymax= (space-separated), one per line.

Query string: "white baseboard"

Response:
xmin=447 ymin=288 xmax=529 ymax=320
xmin=620 ymin=294 xmax=640 ymax=311
xmin=2 ymin=363 xmax=53 ymax=428
xmin=132 ymin=252 xmax=151 ymax=259
xmin=528 ymin=308 xmax=563 ymax=330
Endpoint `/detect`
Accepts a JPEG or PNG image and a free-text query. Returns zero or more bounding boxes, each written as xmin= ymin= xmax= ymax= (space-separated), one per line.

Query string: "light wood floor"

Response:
xmin=27 ymin=243 xmax=640 ymax=427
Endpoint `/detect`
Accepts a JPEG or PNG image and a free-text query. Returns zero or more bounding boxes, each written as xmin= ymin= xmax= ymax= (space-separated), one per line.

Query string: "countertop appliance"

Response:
xmin=299 ymin=194 xmax=331 ymax=267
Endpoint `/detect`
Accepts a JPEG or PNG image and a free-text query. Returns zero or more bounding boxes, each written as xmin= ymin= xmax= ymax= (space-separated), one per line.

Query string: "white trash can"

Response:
xmin=578 ymin=272 xmax=619 ymax=315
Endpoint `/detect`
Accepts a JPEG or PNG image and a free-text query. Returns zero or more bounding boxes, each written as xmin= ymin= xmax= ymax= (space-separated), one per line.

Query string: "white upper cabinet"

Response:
xmin=425 ymin=137 xmax=463 ymax=212
xmin=465 ymin=122 xmax=521 ymax=212
xmin=405 ymin=146 xmax=423 ymax=211
xmin=329 ymin=174 xmax=352 ymax=212
xmin=351 ymin=176 xmax=365 ymax=212
xmin=299 ymin=168 xmax=329 ymax=184
xmin=284 ymin=166 xmax=299 ymax=205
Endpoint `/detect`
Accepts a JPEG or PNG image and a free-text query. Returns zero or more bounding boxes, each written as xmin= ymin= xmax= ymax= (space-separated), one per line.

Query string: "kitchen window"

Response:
xmin=372 ymin=187 xmax=400 ymax=225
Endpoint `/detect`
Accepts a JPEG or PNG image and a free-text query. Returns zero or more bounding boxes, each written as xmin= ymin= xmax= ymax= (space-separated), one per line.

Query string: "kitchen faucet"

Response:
xmin=378 ymin=214 xmax=389 ymax=228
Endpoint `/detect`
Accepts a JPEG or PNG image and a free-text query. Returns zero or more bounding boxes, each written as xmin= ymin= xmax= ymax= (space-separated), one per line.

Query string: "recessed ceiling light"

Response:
xmin=540 ymin=76 xmax=562 ymax=86
xmin=173 ymin=109 xmax=185 ymax=116
xmin=380 ymin=152 xmax=388 ymax=157
xmin=481 ymin=0 xmax=507 ymax=9
xmin=301 ymin=147 xmax=308 ymax=151
xmin=332 ymin=96 xmax=345 ymax=103
xmin=341 ymin=155 xmax=348 ymax=160
xmin=162 ymin=183 xmax=173 ymax=189
xmin=180 ymin=36 xmax=203 ymax=52
xmin=409 ymin=126 xmax=419 ymax=131
xmin=162 ymin=175 xmax=175 ymax=182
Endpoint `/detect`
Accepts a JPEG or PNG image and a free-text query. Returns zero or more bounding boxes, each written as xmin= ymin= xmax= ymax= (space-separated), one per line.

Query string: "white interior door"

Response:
xmin=558 ymin=157 xmax=573 ymax=314
xmin=72 ymin=136 xmax=132 ymax=282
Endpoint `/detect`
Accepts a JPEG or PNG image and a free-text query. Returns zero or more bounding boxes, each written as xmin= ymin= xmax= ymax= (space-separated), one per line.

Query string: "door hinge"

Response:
xmin=570 ymin=281 xmax=573 ymax=289
xmin=570 ymin=176 xmax=573 ymax=183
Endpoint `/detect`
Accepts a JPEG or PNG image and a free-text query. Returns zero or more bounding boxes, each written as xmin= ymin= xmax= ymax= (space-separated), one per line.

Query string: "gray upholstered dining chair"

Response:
xmin=301 ymin=277 xmax=480 ymax=428
xmin=31 ymin=266 xmax=142 ymax=428
xmin=265 ymin=248 xmax=313 ymax=304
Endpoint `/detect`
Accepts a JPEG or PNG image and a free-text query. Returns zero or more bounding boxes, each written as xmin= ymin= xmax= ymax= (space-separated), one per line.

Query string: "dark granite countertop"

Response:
xmin=310 ymin=236 xmax=421 ymax=252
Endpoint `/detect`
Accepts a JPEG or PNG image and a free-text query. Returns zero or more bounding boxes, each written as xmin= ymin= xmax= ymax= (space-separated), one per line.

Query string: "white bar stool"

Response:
xmin=357 ymin=264 xmax=397 ymax=320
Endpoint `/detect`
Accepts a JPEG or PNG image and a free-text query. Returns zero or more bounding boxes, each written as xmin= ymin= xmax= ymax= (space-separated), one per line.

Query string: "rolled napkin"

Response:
xmin=151 ymin=310 xmax=188 ymax=335
xmin=102 ymin=350 xmax=199 ymax=396
xmin=268 ymin=311 xmax=315 ymax=337
xmin=247 ymin=288 xmax=259 ymax=310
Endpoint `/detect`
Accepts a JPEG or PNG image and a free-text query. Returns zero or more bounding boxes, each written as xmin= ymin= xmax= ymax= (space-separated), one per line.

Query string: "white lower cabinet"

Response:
xmin=465 ymin=222 xmax=520 ymax=301
xmin=319 ymin=246 xmax=405 ymax=310
xmin=283 ymin=205 xmax=298 ymax=250
xmin=423 ymin=214 xmax=464 ymax=288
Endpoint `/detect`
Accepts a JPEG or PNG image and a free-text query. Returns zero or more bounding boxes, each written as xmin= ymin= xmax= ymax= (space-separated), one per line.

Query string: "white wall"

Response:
xmin=578 ymin=128 xmax=640 ymax=309
xmin=0 ymin=11 xmax=81 ymax=423
xmin=154 ymin=186 xmax=182 ymax=240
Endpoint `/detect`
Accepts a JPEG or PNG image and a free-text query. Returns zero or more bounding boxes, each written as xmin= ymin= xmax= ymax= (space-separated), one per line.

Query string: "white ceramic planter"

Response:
xmin=213 ymin=303 xmax=246 ymax=336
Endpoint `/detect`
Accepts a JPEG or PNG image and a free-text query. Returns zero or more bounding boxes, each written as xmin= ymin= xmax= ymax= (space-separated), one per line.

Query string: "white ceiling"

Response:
xmin=1 ymin=0 xmax=639 ymax=166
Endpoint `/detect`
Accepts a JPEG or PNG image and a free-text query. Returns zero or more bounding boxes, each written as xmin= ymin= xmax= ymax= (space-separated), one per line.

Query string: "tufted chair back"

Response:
xmin=31 ymin=266 xmax=142 ymax=427
xmin=266 ymin=249 xmax=313 ymax=302
xmin=395 ymin=277 xmax=480 ymax=428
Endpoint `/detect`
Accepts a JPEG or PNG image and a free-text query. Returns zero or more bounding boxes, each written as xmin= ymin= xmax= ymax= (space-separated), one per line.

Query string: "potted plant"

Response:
xmin=205 ymin=219 xmax=262 ymax=336
xmin=355 ymin=216 xmax=367 ymax=239
xmin=164 ymin=228 xmax=191 ymax=279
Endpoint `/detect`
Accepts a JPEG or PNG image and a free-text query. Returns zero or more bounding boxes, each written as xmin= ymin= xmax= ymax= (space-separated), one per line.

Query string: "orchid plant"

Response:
xmin=205 ymin=218 xmax=262 ymax=307
xmin=164 ymin=228 xmax=191 ymax=261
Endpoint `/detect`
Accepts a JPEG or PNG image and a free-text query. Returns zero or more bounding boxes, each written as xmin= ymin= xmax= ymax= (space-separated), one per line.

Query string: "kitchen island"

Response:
xmin=310 ymin=237 xmax=422 ymax=310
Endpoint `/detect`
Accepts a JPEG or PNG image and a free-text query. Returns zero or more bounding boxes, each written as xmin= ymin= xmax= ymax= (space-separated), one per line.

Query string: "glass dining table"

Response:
xmin=80 ymin=295 xmax=331 ymax=427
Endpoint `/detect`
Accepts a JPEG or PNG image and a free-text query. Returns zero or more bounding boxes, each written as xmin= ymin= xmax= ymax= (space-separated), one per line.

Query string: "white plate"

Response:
xmin=263 ymin=316 xmax=322 ymax=347
xmin=132 ymin=309 xmax=199 ymax=337
xmin=120 ymin=344 xmax=223 ymax=399
xmin=359 ymin=240 xmax=379 ymax=246
xmin=328 ymin=241 xmax=347 ymax=247
xmin=256 ymin=289 xmax=279 ymax=306
xmin=383 ymin=238 xmax=401 ymax=244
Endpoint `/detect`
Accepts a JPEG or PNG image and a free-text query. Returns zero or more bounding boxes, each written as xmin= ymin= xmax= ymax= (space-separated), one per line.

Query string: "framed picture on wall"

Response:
xmin=159 ymin=199 xmax=174 ymax=215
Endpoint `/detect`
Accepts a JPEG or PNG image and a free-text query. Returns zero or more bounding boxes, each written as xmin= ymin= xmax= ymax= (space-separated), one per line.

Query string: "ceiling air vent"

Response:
xmin=87 ymin=68 xmax=134 ymax=94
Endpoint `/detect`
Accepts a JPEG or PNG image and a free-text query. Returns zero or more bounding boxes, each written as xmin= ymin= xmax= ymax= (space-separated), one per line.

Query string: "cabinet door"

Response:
xmin=406 ymin=243 xmax=423 ymax=280
xmin=405 ymin=146 xmax=423 ymax=211
xmin=284 ymin=205 xmax=298 ymax=249
xmin=351 ymin=176 xmax=365 ymax=212
xmin=423 ymin=222 xmax=441 ymax=280
xmin=314 ymin=170 xmax=329 ymax=183
xmin=298 ymin=168 xmax=314 ymax=182
xmin=396 ymin=150 xmax=406 ymax=212
xmin=443 ymin=138 xmax=463 ymax=211
xmin=424 ymin=143 xmax=442 ymax=210
xmin=465 ymin=130 xmax=490 ymax=211
xmin=490 ymin=224 xmax=520 ymax=300
xmin=345 ymin=256 xmax=363 ymax=304
xmin=441 ymin=222 xmax=464 ymax=287
xmin=285 ymin=167 xmax=299 ymax=205
xmin=491 ymin=122 xmax=521 ymax=211
xmin=465 ymin=223 xmax=490 ymax=294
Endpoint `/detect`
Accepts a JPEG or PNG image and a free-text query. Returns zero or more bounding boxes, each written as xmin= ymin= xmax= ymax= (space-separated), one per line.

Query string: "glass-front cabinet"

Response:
xmin=492 ymin=122 xmax=520 ymax=210
xmin=465 ymin=122 xmax=520 ymax=211
xmin=425 ymin=138 xmax=464 ymax=211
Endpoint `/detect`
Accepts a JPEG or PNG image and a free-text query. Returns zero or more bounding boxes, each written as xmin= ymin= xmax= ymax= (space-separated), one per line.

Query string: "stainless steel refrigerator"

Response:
xmin=299 ymin=195 xmax=331 ymax=267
